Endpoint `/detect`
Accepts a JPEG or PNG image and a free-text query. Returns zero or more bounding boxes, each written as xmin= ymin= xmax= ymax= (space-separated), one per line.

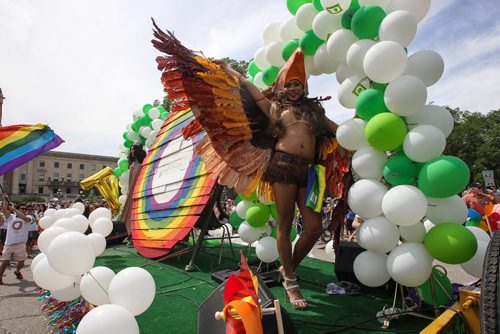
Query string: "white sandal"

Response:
xmin=282 ymin=275 xmax=308 ymax=309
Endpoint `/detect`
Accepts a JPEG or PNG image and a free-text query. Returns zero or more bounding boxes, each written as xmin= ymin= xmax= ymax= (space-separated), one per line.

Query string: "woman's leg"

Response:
xmin=292 ymin=187 xmax=323 ymax=272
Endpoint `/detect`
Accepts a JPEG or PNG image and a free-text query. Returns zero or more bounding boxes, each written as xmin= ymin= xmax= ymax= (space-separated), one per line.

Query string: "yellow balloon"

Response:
xmin=80 ymin=167 xmax=120 ymax=214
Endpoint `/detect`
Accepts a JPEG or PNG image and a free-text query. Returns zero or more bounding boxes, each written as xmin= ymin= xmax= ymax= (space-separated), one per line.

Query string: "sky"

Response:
xmin=1 ymin=0 xmax=498 ymax=158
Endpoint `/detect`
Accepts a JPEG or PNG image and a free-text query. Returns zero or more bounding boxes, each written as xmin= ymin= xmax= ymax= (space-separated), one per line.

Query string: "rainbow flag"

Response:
xmin=0 ymin=124 xmax=64 ymax=175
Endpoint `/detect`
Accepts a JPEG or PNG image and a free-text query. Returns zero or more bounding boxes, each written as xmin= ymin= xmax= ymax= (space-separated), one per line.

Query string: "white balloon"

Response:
xmin=119 ymin=194 xmax=127 ymax=205
xmin=296 ymin=4 xmax=319 ymax=32
xmin=359 ymin=0 xmax=389 ymax=7
xmin=132 ymin=109 xmax=143 ymax=119
xmin=92 ymin=217 xmax=114 ymax=237
xmin=399 ymin=222 xmax=426 ymax=243
xmin=338 ymin=75 xmax=369 ymax=108
xmin=359 ymin=216 xmax=400 ymax=253
xmin=426 ymin=196 xmax=468 ymax=225
xmin=304 ymin=55 xmax=321 ymax=77
xmin=236 ymin=200 xmax=254 ymax=220
xmin=53 ymin=209 xmax=68 ymax=222
xmin=151 ymin=119 xmax=163 ymax=132
xmin=253 ymin=72 xmax=268 ymax=90
xmin=39 ymin=216 xmax=55 ymax=230
xmin=364 ymin=41 xmax=407 ymax=84
xmin=70 ymin=215 xmax=90 ymax=234
xmin=321 ymin=0 xmax=351 ymax=15
xmin=346 ymin=39 xmax=376 ymax=76
xmin=71 ymin=202 xmax=86 ymax=215
xmin=466 ymin=226 xmax=491 ymax=243
xmin=108 ymin=267 xmax=156 ymax=316
xmin=53 ymin=217 xmax=81 ymax=232
xmin=461 ymin=241 xmax=488 ymax=278
xmin=382 ymin=185 xmax=427 ymax=226
xmin=403 ymin=125 xmax=446 ymax=162
xmin=352 ymin=146 xmax=387 ymax=180
xmin=379 ymin=10 xmax=417 ymax=47
xmin=312 ymin=10 xmax=343 ymax=40
xmin=336 ymin=118 xmax=369 ymax=150
xmin=148 ymin=107 xmax=160 ymax=119
xmin=47 ymin=232 xmax=96 ymax=275
xmin=140 ymin=126 xmax=153 ymax=139
xmin=265 ymin=41 xmax=285 ymax=67
xmin=80 ymin=266 xmax=115 ymax=306
xmin=238 ymin=222 xmax=271 ymax=244
xmin=44 ymin=208 xmax=57 ymax=217
xmin=279 ymin=17 xmax=303 ymax=41
xmin=404 ymin=50 xmax=445 ymax=87
xmin=65 ymin=208 xmax=81 ymax=218
xmin=384 ymin=74 xmax=427 ymax=116
xmin=51 ymin=276 xmax=82 ymax=301
xmin=256 ymin=236 xmax=279 ymax=263
xmin=348 ymin=179 xmax=388 ymax=218
xmin=386 ymin=0 xmax=431 ymax=22
xmin=386 ymin=242 xmax=433 ymax=287
xmin=76 ymin=304 xmax=139 ymax=334
xmin=254 ymin=47 xmax=271 ymax=71
xmin=325 ymin=240 xmax=336 ymax=260
xmin=31 ymin=253 xmax=47 ymax=272
xmin=423 ymin=219 xmax=435 ymax=233
xmin=326 ymin=29 xmax=358 ymax=61
xmin=33 ymin=258 xmax=74 ymax=291
xmin=335 ymin=62 xmax=353 ymax=84
xmin=38 ymin=226 xmax=68 ymax=254
xmin=406 ymin=104 xmax=454 ymax=137
xmin=126 ymin=131 xmax=140 ymax=142
xmin=88 ymin=233 xmax=107 ymax=256
xmin=354 ymin=251 xmax=391 ymax=287
xmin=89 ymin=207 xmax=112 ymax=226
xmin=263 ymin=21 xmax=282 ymax=45
xmin=148 ymin=130 xmax=158 ymax=142
xmin=313 ymin=44 xmax=339 ymax=74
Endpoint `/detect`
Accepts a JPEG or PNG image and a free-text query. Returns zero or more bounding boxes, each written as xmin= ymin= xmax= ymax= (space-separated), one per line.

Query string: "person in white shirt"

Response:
xmin=25 ymin=205 xmax=39 ymax=257
xmin=0 ymin=194 xmax=34 ymax=284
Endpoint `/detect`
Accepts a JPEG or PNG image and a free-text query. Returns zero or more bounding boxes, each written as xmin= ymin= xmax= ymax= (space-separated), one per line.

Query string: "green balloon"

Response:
xmin=383 ymin=154 xmax=417 ymax=186
xmin=351 ymin=5 xmax=386 ymax=39
xmin=269 ymin=204 xmax=279 ymax=220
xmin=241 ymin=191 xmax=258 ymax=202
xmin=262 ymin=66 xmax=281 ymax=86
xmin=299 ymin=30 xmax=324 ymax=55
xmin=271 ymin=224 xmax=297 ymax=242
xmin=365 ymin=112 xmax=407 ymax=151
xmin=113 ymin=167 xmax=123 ymax=177
xmin=131 ymin=119 xmax=142 ymax=132
xmin=248 ymin=60 xmax=261 ymax=77
xmin=235 ymin=194 xmax=243 ymax=205
xmin=313 ymin=0 xmax=323 ymax=11
xmin=157 ymin=106 xmax=166 ymax=113
xmin=355 ymin=88 xmax=389 ymax=121
xmin=418 ymin=267 xmax=453 ymax=306
xmin=246 ymin=203 xmax=270 ymax=228
xmin=282 ymin=39 xmax=300 ymax=61
xmin=122 ymin=131 xmax=129 ymax=141
xmin=287 ymin=0 xmax=311 ymax=15
xmin=465 ymin=218 xmax=481 ymax=227
xmin=229 ymin=212 xmax=244 ymax=229
xmin=124 ymin=139 xmax=133 ymax=148
xmin=341 ymin=0 xmax=360 ymax=29
xmin=160 ymin=112 xmax=170 ymax=120
xmin=247 ymin=76 xmax=254 ymax=84
xmin=418 ymin=156 xmax=470 ymax=198
xmin=140 ymin=115 xmax=152 ymax=127
xmin=371 ymin=82 xmax=387 ymax=92
xmin=118 ymin=159 xmax=129 ymax=172
xmin=424 ymin=223 xmax=477 ymax=264
xmin=142 ymin=104 xmax=153 ymax=114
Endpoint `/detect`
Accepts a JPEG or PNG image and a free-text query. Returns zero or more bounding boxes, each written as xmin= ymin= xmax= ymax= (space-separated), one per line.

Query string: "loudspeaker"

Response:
xmin=334 ymin=240 xmax=364 ymax=283
xmin=198 ymin=275 xmax=296 ymax=334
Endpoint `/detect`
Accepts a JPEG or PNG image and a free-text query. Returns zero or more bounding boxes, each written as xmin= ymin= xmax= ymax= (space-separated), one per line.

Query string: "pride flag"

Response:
xmin=0 ymin=124 xmax=64 ymax=175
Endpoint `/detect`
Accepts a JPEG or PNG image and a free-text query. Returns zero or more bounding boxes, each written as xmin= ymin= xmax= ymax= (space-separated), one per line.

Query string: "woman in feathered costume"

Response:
xmin=151 ymin=21 xmax=348 ymax=310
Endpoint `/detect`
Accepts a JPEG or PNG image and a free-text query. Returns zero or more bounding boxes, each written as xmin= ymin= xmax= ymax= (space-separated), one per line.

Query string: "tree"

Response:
xmin=444 ymin=108 xmax=500 ymax=187
xmin=210 ymin=57 xmax=250 ymax=76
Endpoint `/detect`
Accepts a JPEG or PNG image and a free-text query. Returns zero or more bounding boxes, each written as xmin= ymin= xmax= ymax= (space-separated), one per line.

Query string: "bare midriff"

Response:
xmin=274 ymin=122 xmax=316 ymax=160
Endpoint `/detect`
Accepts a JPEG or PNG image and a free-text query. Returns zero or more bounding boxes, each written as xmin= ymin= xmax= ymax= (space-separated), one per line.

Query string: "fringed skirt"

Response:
xmin=263 ymin=151 xmax=313 ymax=188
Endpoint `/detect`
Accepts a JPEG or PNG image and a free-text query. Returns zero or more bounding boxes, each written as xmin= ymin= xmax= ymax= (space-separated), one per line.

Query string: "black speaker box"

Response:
xmin=334 ymin=240 xmax=364 ymax=283
xmin=198 ymin=275 xmax=296 ymax=334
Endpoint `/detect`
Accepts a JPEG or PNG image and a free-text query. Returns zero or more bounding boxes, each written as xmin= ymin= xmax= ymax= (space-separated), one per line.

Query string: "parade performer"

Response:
xmin=151 ymin=21 xmax=349 ymax=310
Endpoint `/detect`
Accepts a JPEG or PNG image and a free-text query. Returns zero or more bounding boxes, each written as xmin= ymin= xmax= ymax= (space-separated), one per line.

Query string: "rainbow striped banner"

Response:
xmin=0 ymin=124 xmax=64 ymax=175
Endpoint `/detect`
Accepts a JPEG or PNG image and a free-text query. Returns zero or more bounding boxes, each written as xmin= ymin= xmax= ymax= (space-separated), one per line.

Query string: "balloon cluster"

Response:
xmin=229 ymin=192 xmax=297 ymax=263
xmin=32 ymin=204 xmax=156 ymax=333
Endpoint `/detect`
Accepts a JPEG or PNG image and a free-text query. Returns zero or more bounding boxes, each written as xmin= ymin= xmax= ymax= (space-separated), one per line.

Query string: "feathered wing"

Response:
xmin=151 ymin=20 xmax=273 ymax=194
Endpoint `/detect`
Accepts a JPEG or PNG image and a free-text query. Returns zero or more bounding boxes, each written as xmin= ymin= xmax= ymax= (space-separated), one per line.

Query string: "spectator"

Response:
xmin=462 ymin=183 xmax=495 ymax=216
xmin=0 ymin=212 xmax=5 ymax=254
xmin=348 ymin=215 xmax=364 ymax=242
xmin=25 ymin=205 xmax=38 ymax=257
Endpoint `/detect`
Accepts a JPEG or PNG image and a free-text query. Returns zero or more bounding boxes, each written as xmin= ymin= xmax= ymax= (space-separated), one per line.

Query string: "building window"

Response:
xmin=53 ymin=172 xmax=59 ymax=181
xmin=19 ymin=184 xmax=26 ymax=194
xmin=66 ymin=188 xmax=72 ymax=194
xmin=79 ymin=174 xmax=84 ymax=181
xmin=80 ymin=163 xmax=84 ymax=170
xmin=38 ymin=187 xmax=44 ymax=194
xmin=39 ymin=172 xmax=45 ymax=181
xmin=40 ymin=161 xmax=45 ymax=167
xmin=67 ymin=163 xmax=72 ymax=169
xmin=20 ymin=173 xmax=26 ymax=181
xmin=54 ymin=161 xmax=59 ymax=168
xmin=91 ymin=164 xmax=96 ymax=171
xmin=67 ymin=173 xmax=72 ymax=182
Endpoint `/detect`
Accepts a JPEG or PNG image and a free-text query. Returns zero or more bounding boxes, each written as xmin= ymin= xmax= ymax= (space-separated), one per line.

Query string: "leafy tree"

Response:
xmin=211 ymin=57 xmax=250 ymax=75
xmin=444 ymin=108 xmax=500 ymax=187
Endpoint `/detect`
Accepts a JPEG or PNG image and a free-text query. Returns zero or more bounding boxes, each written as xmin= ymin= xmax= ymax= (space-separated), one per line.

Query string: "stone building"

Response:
xmin=1 ymin=151 xmax=118 ymax=201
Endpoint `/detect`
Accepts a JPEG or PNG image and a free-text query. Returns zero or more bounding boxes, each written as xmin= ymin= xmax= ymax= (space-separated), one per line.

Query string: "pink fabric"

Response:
xmin=120 ymin=162 xmax=142 ymax=235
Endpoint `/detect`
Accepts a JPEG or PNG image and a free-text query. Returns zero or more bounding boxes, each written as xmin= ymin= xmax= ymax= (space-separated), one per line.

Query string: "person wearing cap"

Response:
xmin=0 ymin=194 xmax=35 ymax=284
xmin=224 ymin=49 xmax=338 ymax=309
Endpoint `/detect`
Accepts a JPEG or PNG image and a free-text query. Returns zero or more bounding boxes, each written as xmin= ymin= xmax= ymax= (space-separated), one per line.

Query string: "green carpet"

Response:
xmin=95 ymin=243 xmax=433 ymax=334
